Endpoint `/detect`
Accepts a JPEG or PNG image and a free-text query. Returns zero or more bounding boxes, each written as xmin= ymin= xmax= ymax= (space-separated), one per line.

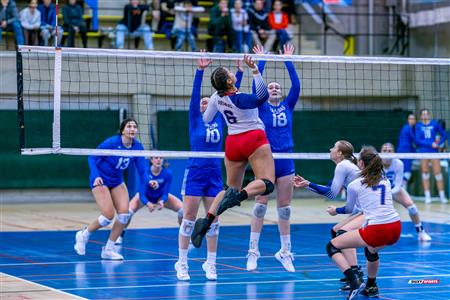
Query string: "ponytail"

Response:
xmin=359 ymin=146 xmax=384 ymax=187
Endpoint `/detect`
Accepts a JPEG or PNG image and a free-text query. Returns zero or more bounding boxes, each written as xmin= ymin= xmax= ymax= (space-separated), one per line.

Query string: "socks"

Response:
xmin=178 ymin=248 xmax=188 ymax=264
xmin=439 ymin=190 xmax=447 ymax=200
xmin=280 ymin=235 xmax=291 ymax=252
xmin=424 ymin=190 xmax=431 ymax=199
xmin=82 ymin=228 xmax=91 ymax=240
xmin=343 ymin=268 xmax=358 ymax=289
xmin=415 ymin=222 xmax=423 ymax=232
xmin=105 ymin=239 xmax=115 ymax=250
xmin=249 ymin=232 xmax=260 ymax=251
xmin=206 ymin=212 xmax=215 ymax=226
xmin=207 ymin=252 xmax=217 ymax=264
xmin=367 ymin=277 xmax=376 ymax=287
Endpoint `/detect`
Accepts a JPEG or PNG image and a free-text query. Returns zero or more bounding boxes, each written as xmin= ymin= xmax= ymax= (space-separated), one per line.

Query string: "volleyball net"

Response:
xmin=16 ymin=46 xmax=450 ymax=161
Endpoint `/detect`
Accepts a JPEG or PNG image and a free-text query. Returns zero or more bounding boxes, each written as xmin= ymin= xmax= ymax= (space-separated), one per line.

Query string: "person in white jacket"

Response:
xmin=20 ymin=0 xmax=40 ymax=45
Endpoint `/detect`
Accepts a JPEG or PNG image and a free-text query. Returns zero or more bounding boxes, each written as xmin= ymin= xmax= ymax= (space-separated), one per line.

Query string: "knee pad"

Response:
xmin=422 ymin=172 xmax=430 ymax=180
xmin=206 ymin=222 xmax=220 ymax=237
xmin=407 ymin=204 xmax=418 ymax=216
xmin=336 ymin=229 xmax=347 ymax=237
xmin=435 ymin=173 xmax=443 ymax=181
xmin=403 ymin=172 xmax=411 ymax=181
xmin=364 ymin=247 xmax=379 ymax=262
xmin=261 ymin=178 xmax=274 ymax=196
xmin=117 ymin=213 xmax=131 ymax=225
xmin=331 ymin=229 xmax=337 ymax=238
xmin=98 ymin=215 xmax=113 ymax=227
xmin=179 ymin=219 xmax=195 ymax=237
xmin=177 ymin=208 xmax=184 ymax=219
xmin=326 ymin=241 xmax=341 ymax=258
xmin=253 ymin=203 xmax=267 ymax=219
xmin=277 ymin=205 xmax=291 ymax=221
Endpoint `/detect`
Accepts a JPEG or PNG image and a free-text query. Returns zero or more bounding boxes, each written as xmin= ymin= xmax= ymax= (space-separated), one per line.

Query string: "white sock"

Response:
xmin=82 ymin=228 xmax=91 ymax=239
xmin=439 ymin=190 xmax=447 ymax=200
xmin=105 ymin=239 xmax=115 ymax=250
xmin=207 ymin=252 xmax=217 ymax=264
xmin=280 ymin=235 xmax=291 ymax=252
xmin=249 ymin=232 xmax=260 ymax=251
xmin=178 ymin=248 xmax=188 ymax=264
xmin=424 ymin=190 xmax=431 ymax=199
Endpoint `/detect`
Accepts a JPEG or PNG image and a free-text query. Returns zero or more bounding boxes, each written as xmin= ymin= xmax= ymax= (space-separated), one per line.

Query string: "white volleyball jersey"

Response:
xmin=384 ymin=158 xmax=404 ymax=194
xmin=347 ymin=178 xmax=400 ymax=226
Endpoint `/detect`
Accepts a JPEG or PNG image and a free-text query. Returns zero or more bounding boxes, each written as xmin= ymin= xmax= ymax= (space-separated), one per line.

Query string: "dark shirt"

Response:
xmin=119 ymin=4 xmax=149 ymax=32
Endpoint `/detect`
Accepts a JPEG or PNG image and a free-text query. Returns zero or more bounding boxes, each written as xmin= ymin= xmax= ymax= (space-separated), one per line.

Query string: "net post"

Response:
xmin=16 ymin=48 xmax=24 ymax=151
xmin=52 ymin=48 xmax=62 ymax=149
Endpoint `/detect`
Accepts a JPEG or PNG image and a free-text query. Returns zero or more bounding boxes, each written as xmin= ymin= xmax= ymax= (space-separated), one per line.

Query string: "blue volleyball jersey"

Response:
xmin=415 ymin=120 xmax=447 ymax=152
xmin=397 ymin=124 xmax=415 ymax=152
xmin=141 ymin=167 xmax=172 ymax=204
xmin=88 ymin=135 xmax=149 ymax=192
xmin=187 ymin=69 xmax=225 ymax=169
xmin=256 ymin=61 xmax=300 ymax=152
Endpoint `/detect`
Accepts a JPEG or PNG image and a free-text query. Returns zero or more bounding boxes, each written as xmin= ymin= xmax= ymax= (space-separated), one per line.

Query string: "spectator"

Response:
xmin=0 ymin=0 xmax=24 ymax=46
xmin=20 ymin=0 xmax=40 ymax=46
xmin=149 ymin=0 xmax=161 ymax=32
xmin=116 ymin=0 xmax=153 ymax=50
xmin=172 ymin=0 xmax=204 ymax=51
xmin=208 ymin=0 xmax=232 ymax=52
xmin=248 ymin=0 xmax=270 ymax=48
xmin=38 ymin=0 xmax=63 ymax=46
xmin=63 ymin=0 xmax=87 ymax=47
xmin=266 ymin=0 xmax=291 ymax=51
xmin=230 ymin=0 xmax=251 ymax=53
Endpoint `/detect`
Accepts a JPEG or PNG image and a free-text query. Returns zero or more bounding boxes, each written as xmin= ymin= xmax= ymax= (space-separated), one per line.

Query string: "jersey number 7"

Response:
xmin=372 ymin=184 xmax=386 ymax=205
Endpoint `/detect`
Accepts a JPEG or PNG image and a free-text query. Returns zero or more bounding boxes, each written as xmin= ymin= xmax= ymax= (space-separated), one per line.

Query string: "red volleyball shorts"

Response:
xmin=359 ymin=220 xmax=402 ymax=248
xmin=225 ymin=129 xmax=269 ymax=161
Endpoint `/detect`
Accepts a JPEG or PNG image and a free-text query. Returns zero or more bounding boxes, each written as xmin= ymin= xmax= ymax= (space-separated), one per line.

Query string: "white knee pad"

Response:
xmin=435 ymin=173 xmax=443 ymax=181
xmin=253 ymin=203 xmax=267 ymax=219
xmin=117 ymin=213 xmax=131 ymax=225
xmin=407 ymin=204 xmax=418 ymax=216
xmin=422 ymin=173 xmax=430 ymax=180
xmin=179 ymin=219 xmax=194 ymax=237
xmin=206 ymin=222 xmax=220 ymax=237
xmin=98 ymin=215 xmax=113 ymax=227
xmin=177 ymin=208 xmax=184 ymax=219
xmin=278 ymin=206 xmax=291 ymax=221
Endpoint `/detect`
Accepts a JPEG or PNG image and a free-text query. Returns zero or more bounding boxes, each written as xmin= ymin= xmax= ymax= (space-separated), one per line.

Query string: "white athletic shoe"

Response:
xmin=101 ymin=246 xmax=124 ymax=260
xmin=441 ymin=197 xmax=448 ymax=204
xmin=202 ymin=261 xmax=217 ymax=281
xmin=175 ymin=261 xmax=190 ymax=281
xmin=425 ymin=197 xmax=432 ymax=204
xmin=115 ymin=236 xmax=123 ymax=245
xmin=246 ymin=249 xmax=260 ymax=271
xmin=275 ymin=250 xmax=295 ymax=272
xmin=418 ymin=231 xmax=432 ymax=241
xmin=74 ymin=229 xmax=88 ymax=255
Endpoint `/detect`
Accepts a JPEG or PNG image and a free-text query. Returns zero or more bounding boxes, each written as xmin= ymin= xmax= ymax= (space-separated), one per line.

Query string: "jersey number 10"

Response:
xmin=206 ymin=128 xmax=220 ymax=143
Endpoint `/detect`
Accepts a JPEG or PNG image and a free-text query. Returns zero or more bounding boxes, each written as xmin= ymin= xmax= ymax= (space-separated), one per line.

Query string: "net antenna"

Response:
xmin=16 ymin=46 xmax=450 ymax=160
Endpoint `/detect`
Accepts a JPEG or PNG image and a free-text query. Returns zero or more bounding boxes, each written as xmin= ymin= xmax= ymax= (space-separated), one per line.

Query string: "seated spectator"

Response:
xmin=208 ymin=0 xmax=232 ymax=53
xmin=63 ymin=0 xmax=87 ymax=47
xmin=0 ymin=0 xmax=24 ymax=46
xmin=20 ymin=0 xmax=40 ymax=46
xmin=248 ymin=0 xmax=270 ymax=48
xmin=172 ymin=0 xmax=204 ymax=51
xmin=150 ymin=0 xmax=161 ymax=32
xmin=230 ymin=0 xmax=251 ymax=53
xmin=38 ymin=0 xmax=63 ymax=46
xmin=265 ymin=0 xmax=291 ymax=51
xmin=116 ymin=0 xmax=153 ymax=50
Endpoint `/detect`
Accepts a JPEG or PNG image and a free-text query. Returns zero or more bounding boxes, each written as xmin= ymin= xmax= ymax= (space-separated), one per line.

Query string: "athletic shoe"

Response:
xmin=101 ymin=246 xmax=124 ymax=260
xmin=441 ymin=197 xmax=448 ymax=204
xmin=418 ymin=230 xmax=432 ymax=241
xmin=361 ymin=283 xmax=379 ymax=297
xmin=175 ymin=261 xmax=190 ymax=281
xmin=74 ymin=229 xmax=88 ymax=255
xmin=348 ymin=279 xmax=366 ymax=300
xmin=340 ymin=266 xmax=364 ymax=291
xmin=425 ymin=197 xmax=432 ymax=204
xmin=216 ymin=188 xmax=241 ymax=216
xmin=191 ymin=218 xmax=210 ymax=248
xmin=246 ymin=249 xmax=260 ymax=271
xmin=202 ymin=261 xmax=217 ymax=281
xmin=275 ymin=250 xmax=295 ymax=272
xmin=115 ymin=236 xmax=123 ymax=245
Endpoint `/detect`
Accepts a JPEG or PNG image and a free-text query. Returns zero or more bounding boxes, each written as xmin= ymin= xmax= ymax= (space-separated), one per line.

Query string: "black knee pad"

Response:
xmin=331 ymin=229 xmax=337 ymax=238
xmin=223 ymin=185 xmax=229 ymax=191
xmin=364 ymin=247 xmax=379 ymax=262
xmin=261 ymin=178 xmax=274 ymax=196
xmin=326 ymin=241 xmax=342 ymax=258
xmin=336 ymin=229 xmax=347 ymax=237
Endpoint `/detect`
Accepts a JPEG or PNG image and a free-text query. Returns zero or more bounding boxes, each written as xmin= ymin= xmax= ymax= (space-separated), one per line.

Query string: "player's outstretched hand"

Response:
xmin=253 ymin=44 xmax=265 ymax=55
xmin=243 ymin=55 xmax=257 ymax=71
xmin=281 ymin=43 xmax=295 ymax=55
xmin=326 ymin=206 xmax=337 ymax=216
xmin=200 ymin=97 xmax=209 ymax=113
xmin=293 ymin=175 xmax=309 ymax=188
xmin=236 ymin=59 xmax=243 ymax=72
xmin=197 ymin=49 xmax=212 ymax=70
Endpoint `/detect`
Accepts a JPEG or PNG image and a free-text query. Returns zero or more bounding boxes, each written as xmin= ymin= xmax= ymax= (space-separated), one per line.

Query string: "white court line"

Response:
xmin=60 ymin=273 xmax=450 ymax=291
xmin=0 ymin=249 xmax=449 ymax=267
xmin=1 ymin=272 xmax=87 ymax=299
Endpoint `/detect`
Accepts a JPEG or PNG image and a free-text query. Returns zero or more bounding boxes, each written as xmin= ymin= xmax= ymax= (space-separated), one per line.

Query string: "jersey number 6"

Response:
xmin=224 ymin=110 xmax=237 ymax=124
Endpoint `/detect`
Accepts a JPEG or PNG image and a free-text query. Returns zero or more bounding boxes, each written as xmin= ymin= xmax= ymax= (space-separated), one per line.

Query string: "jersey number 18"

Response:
xmin=272 ymin=112 xmax=287 ymax=127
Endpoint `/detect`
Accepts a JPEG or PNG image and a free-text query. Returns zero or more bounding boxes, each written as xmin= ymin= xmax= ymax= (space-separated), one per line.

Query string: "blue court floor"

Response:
xmin=1 ymin=222 xmax=449 ymax=299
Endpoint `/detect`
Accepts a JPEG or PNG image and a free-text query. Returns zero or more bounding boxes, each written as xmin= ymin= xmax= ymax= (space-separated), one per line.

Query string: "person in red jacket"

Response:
xmin=265 ymin=0 xmax=291 ymax=52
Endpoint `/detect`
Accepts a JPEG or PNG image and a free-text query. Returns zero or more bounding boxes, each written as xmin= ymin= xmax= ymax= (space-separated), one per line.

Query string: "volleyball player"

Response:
xmin=415 ymin=108 xmax=448 ymax=204
xmin=245 ymin=44 xmax=300 ymax=272
xmin=380 ymin=143 xmax=431 ymax=241
xmin=397 ymin=113 xmax=416 ymax=186
xmin=74 ymin=118 xmax=150 ymax=260
xmin=175 ymin=54 xmax=244 ymax=281
xmin=326 ymin=147 xmax=401 ymax=299
xmin=191 ymin=54 xmax=275 ymax=249
xmin=293 ymin=140 xmax=364 ymax=288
